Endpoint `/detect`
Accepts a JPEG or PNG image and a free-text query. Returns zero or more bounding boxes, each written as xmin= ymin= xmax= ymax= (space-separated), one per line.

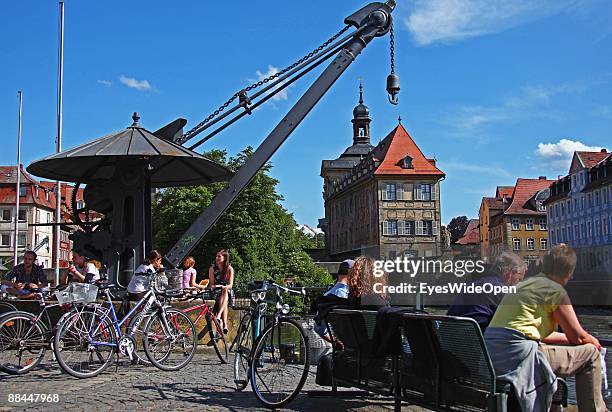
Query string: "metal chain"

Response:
xmin=389 ymin=22 xmax=395 ymax=74
xmin=181 ymin=25 xmax=353 ymax=142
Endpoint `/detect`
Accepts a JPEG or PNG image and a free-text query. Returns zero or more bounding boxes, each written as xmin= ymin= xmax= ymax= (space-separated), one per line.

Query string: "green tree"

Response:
xmin=152 ymin=147 xmax=331 ymax=291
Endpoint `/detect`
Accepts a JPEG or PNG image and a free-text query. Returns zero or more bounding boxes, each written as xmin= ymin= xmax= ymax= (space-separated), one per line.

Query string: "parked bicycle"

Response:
xmin=53 ymin=269 xmax=197 ymax=378
xmin=178 ymin=287 xmax=228 ymax=363
xmin=0 ymin=286 xmax=72 ymax=375
xmin=231 ymin=280 xmax=310 ymax=408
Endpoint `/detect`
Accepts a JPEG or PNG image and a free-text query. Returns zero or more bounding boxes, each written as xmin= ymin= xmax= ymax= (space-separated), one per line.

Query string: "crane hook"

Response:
xmin=386 ymin=72 xmax=400 ymax=105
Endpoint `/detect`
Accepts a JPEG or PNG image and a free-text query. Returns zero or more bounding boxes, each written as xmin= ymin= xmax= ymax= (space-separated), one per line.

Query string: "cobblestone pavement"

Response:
xmin=0 ymin=354 xmax=426 ymax=412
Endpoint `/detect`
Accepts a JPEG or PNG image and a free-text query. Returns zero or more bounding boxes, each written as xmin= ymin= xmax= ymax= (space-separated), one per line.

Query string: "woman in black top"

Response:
xmin=208 ymin=249 xmax=234 ymax=333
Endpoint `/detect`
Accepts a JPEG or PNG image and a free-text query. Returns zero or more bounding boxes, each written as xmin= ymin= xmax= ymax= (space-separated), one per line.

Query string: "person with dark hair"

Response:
xmin=314 ymin=259 xmax=354 ymax=345
xmin=60 ymin=251 xmax=101 ymax=285
xmin=1 ymin=250 xmax=46 ymax=299
xmin=485 ymin=244 xmax=606 ymax=411
xmin=208 ymin=249 xmax=234 ymax=333
xmin=127 ymin=250 xmax=163 ymax=300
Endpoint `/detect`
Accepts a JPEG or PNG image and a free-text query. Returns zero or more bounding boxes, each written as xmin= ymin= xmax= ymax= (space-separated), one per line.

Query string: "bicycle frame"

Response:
xmin=87 ymin=289 xmax=157 ymax=348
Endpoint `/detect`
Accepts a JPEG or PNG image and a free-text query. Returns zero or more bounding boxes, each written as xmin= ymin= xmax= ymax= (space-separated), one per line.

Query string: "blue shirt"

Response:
xmin=324 ymin=282 xmax=349 ymax=299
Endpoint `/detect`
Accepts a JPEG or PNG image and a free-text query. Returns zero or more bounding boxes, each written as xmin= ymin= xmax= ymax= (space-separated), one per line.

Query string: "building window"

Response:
xmin=560 ymin=203 xmax=565 ymax=216
xmin=399 ymin=220 xmax=415 ymax=236
xmin=18 ymin=208 xmax=26 ymax=222
xmin=513 ymin=238 xmax=521 ymax=251
xmin=540 ymin=238 xmax=548 ymax=250
xmin=562 ymin=227 xmax=567 ymax=242
xmin=0 ymin=233 xmax=10 ymax=247
xmin=402 ymin=156 xmax=413 ymax=169
xmin=358 ymin=127 xmax=365 ymax=137
xmin=415 ymin=184 xmax=432 ymax=201
xmin=574 ymin=198 xmax=578 ymax=212
xmin=1 ymin=209 xmax=11 ymax=222
xmin=422 ymin=220 xmax=434 ymax=236
xmin=595 ymin=191 xmax=600 ymax=206
xmin=17 ymin=233 xmax=26 ymax=247
xmin=587 ymin=221 xmax=592 ymax=238
xmin=19 ymin=185 xmax=26 ymax=197
xmin=527 ymin=238 xmax=535 ymax=250
xmin=581 ymin=196 xmax=585 ymax=209
xmin=511 ymin=218 xmax=520 ymax=230
xmin=539 ymin=219 xmax=547 ymax=230
xmin=575 ymin=224 xmax=580 ymax=240
xmin=567 ymin=200 xmax=571 ymax=213
xmin=581 ymin=223 xmax=586 ymax=239
xmin=587 ymin=193 xmax=592 ymax=207
xmin=526 ymin=219 xmax=534 ymax=230
xmin=383 ymin=184 xmax=396 ymax=201
xmin=382 ymin=220 xmax=398 ymax=236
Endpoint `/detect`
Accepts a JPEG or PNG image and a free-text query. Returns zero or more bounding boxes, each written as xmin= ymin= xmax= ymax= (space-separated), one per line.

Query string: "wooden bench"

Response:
xmin=323 ymin=309 xmax=568 ymax=412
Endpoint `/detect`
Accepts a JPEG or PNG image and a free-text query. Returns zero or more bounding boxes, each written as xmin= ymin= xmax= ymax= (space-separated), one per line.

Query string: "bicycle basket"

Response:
xmin=152 ymin=269 xmax=183 ymax=294
xmin=54 ymin=283 xmax=99 ymax=305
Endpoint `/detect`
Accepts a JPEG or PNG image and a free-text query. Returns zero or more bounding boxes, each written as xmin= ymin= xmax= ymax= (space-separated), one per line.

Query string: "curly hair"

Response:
xmin=348 ymin=256 xmax=382 ymax=298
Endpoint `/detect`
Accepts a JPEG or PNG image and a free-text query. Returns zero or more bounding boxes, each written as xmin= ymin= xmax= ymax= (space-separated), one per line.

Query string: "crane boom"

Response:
xmin=165 ymin=1 xmax=396 ymax=267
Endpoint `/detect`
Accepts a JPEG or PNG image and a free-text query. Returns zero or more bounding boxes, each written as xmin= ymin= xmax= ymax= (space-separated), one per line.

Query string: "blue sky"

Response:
xmin=1 ymin=0 xmax=611 ymax=227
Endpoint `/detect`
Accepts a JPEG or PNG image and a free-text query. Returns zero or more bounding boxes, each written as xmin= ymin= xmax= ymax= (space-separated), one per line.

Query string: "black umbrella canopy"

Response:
xmin=27 ymin=113 xmax=232 ymax=187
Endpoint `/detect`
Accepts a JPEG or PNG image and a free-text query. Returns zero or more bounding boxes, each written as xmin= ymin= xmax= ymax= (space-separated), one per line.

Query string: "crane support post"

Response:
xmin=165 ymin=1 xmax=395 ymax=267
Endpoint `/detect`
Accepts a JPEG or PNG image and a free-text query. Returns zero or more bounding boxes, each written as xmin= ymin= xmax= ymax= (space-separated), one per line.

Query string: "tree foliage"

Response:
xmin=448 ymin=215 xmax=470 ymax=244
xmin=152 ymin=147 xmax=331 ymax=291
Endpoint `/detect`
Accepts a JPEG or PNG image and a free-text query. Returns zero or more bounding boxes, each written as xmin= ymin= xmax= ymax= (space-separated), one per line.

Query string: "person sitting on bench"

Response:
xmin=447 ymin=251 xmax=526 ymax=331
xmin=485 ymin=244 xmax=606 ymax=412
xmin=1 ymin=250 xmax=46 ymax=299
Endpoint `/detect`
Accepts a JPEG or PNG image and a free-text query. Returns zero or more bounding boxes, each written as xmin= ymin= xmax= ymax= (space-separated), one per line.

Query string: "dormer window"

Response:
xmin=402 ymin=156 xmax=413 ymax=169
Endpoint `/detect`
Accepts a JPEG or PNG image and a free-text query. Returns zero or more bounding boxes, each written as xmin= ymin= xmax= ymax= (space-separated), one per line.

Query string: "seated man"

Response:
xmin=447 ymin=251 xmax=526 ymax=331
xmin=1 ymin=250 xmax=47 ymax=299
xmin=314 ymin=259 xmax=354 ymax=348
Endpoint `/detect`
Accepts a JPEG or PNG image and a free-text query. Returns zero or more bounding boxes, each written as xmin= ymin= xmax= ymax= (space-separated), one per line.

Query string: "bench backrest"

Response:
xmin=402 ymin=313 xmax=496 ymax=393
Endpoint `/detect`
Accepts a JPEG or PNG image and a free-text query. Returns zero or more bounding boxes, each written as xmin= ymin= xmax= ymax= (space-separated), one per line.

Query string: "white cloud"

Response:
xmin=535 ymin=138 xmax=606 ymax=170
xmin=254 ymin=65 xmax=291 ymax=101
xmin=403 ymin=0 xmax=580 ymax=46
xmin=97 ymin=79 xmax=112 ymax=87
xmin=119 ymin=75 xmax=152 ymax=91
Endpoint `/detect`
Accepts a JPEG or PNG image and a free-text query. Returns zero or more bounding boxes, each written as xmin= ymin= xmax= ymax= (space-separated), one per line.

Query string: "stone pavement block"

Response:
xmin=0 ymin=357 xmax=429 ymax=411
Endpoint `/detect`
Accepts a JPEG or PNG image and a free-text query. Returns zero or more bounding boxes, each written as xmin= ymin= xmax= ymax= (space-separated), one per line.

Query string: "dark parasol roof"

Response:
xmin=27 ymin=113 xmax=232 ymax=187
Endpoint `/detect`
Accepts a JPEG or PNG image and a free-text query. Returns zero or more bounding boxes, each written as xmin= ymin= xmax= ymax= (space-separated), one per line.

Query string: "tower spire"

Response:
xmin=359 ymin=79 xmax=364 ymax=104
xmin=351 ymin=79 xmax=371 ymax=145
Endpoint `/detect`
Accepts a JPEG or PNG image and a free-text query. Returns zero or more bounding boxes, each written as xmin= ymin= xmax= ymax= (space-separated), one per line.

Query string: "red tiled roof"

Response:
xmin=495 ymin=186 xmax=514 ymax=199
xmin=456 ymin=219 xmax=480 ymax=245
xmin=482 ymin=197 xmax=503 ymax=209
xmin=504 ymin=177 xmax=554 ymax=215
xmin=0 ymin=165 xmax=82 ymax=211
xmin=371 ymin=124 xmax=445 ymax=177
xmin=576 ymin=150 xmax=609 ymax=168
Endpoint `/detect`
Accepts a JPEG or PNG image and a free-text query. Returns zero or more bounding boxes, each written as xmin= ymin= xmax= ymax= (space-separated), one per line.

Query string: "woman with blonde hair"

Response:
xmin=182 ymin=256 xmax=206 ymax=290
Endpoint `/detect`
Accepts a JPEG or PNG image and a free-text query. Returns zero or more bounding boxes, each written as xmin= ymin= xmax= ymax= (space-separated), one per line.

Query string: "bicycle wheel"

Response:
xmin=54 ymin=307 xmax=117 ymax=378
xmin=249 ymin=318 xmax=310 ymax=408
xmin=126 ymin=310 xmax=152 ymax=366
xmin=0 ymin=301 xmax=17 ymax=316
xmin=143 ymin=308 xmax=196 ymax=371
xmin=206 ymin=313 xmax=228 ymax=364
xmin=232 ymin=313 xmax=253 ymax=391
xmin=0 ymin=312 xmax=47 ymax=374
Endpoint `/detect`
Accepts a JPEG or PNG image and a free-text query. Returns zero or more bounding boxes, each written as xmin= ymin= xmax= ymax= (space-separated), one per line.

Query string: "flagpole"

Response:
xmin=54 ymin=1 xmax=64 ymax=285
xmin=13 ymin=91 xmax=23 ymax=266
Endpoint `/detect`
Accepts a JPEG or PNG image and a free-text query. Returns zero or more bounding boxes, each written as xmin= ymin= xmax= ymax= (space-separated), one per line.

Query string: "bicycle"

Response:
xmin=232 ymin=280 xmax=310 ymax=408
xmin=0 ymin=287 xmax=72 ymax=375
xmin=178 ymin=287 xmax=228 ymax=363
xmin=53 ymin=269 xmax=197 ymax=378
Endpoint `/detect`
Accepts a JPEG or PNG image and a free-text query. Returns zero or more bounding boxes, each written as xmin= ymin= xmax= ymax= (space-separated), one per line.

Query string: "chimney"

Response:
xmin=538 ymin=176 xmax=547 ymax=180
